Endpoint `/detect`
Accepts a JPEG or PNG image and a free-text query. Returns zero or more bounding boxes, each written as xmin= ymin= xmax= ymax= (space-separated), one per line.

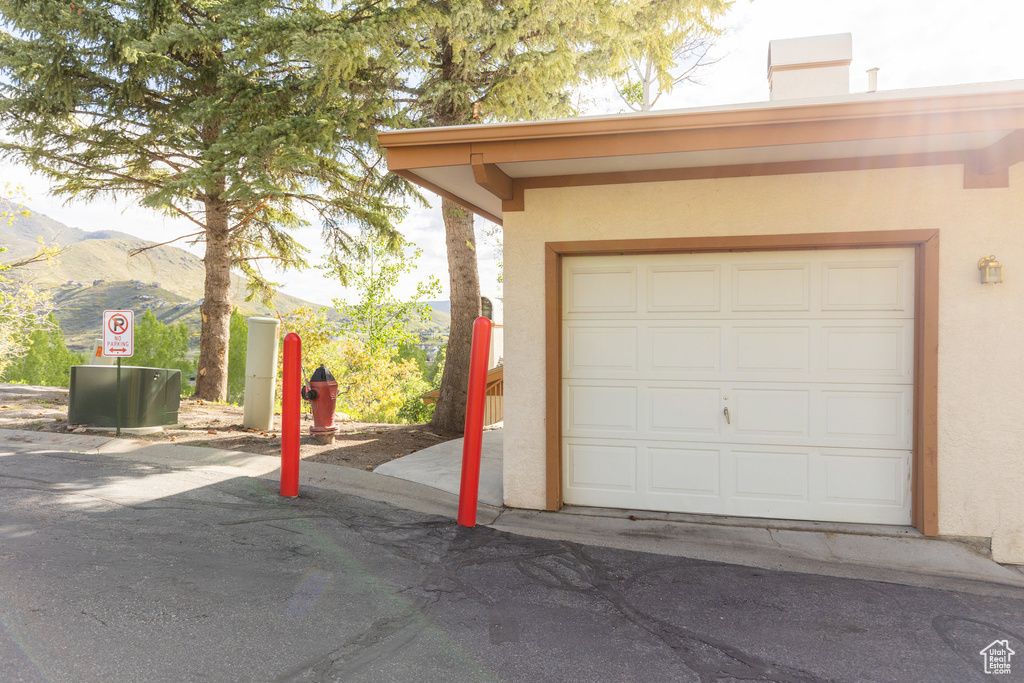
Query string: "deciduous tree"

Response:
xmin=0 ymin=185 xmax=59 ymax=375
xmin=1 ymin=314 xmax=82 ymax=387
xmin=615 ymin=1 xmax=729 ymax=112
xmin=330 ymin=232 xmax=440 ymax=356
xmin=132 ymin=309 xmax=193 ymax=375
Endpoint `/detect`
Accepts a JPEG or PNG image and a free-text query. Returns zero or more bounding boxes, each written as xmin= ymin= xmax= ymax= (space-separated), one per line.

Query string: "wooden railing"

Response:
xmin=483 ymin=376 xmax=503 ymax=426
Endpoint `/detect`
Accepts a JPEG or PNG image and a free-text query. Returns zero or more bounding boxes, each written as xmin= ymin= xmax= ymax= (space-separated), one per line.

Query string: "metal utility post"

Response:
xmin=280 ymin=332 xmax=301 ymax=497
xmin=116 ymin=357 xmax=121 ymax=436
xmin=102 ymin=310 xmax=134 ymax=437
xmin=457 ymin=317 xmax=493 ymax=527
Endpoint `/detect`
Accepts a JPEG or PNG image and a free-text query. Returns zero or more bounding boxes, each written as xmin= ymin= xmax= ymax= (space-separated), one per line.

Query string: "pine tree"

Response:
xmin=0 ymin=0 xmax=416 ymax=401
xmin=396 ymin=0 xmax=731 ymax=433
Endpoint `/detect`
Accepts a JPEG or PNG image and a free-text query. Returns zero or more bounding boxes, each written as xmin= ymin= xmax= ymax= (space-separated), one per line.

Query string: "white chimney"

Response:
xmin=767 ymin=33 xmax=853 ymax=101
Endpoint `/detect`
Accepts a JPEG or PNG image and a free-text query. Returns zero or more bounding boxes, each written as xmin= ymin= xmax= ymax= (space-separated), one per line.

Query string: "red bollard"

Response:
xmin=281 ymin=332 xmax=301 ymax=497
xmin=458 ymin=317 xmax=493 ymax=527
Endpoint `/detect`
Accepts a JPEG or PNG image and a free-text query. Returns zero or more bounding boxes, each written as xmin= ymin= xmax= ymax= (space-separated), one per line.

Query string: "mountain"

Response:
xmin=427 ymin=300 xmax=451 ymax=315
xmin=2 ymin=201 xmax=450 ymax=351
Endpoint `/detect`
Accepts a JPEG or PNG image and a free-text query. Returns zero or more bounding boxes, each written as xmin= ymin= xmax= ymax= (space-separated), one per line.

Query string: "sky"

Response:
xmin=3 ymin=0 xmax=1024 ymax=306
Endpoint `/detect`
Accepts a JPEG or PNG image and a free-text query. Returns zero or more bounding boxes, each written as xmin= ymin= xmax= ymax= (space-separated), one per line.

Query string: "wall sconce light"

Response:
xmin=978 ymin=256 xmax=1003 ymax=284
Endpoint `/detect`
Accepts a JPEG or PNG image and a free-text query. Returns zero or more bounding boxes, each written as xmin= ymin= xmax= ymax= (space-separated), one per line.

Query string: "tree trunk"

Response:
xmin=429 ymin=197 xmax=481 ymax=434
xmin=194 ymin=197 xmax=232 ymax=402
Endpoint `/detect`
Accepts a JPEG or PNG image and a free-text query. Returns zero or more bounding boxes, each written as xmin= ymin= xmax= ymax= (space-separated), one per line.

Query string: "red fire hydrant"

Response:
xmin=300 ymin=364 xmax=339 ymax=444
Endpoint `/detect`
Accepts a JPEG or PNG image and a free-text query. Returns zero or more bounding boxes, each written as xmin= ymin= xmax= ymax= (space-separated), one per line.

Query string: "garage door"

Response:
xmin=562 ymin=248 xmax=914 ymax=525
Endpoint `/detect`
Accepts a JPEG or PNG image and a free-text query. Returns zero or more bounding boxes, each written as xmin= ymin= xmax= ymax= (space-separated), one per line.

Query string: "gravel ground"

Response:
xmin=0 ymin=383 xmax=456 ymax=471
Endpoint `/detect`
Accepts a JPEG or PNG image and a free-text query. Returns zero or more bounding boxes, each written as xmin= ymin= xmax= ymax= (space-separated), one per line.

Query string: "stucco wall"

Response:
xmin=502 ymin=163 xmax=1024 ymax=563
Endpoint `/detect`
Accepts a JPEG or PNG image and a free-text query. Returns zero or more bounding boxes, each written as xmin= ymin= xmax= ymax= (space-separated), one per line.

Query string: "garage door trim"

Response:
xmin=544 ymin=230 xmax=939 ymax=535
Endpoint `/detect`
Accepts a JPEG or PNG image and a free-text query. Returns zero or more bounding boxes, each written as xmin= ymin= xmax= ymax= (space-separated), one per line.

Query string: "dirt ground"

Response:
xmin=0 ymin=383 xmax=456 ymax=471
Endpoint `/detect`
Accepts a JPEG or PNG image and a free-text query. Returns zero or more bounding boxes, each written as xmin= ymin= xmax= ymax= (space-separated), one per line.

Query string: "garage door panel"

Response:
xmin=822 ymin=261 xmax=908 ymax=311
xmin=733 ymin=327 xmax=810 ymax=373
xmin=732 ymin=264 xmax=810 ymax=311
xmin=823 ymin=325 xmax=910 ymax=377
xmin=823 ymin=390 xmax=910 ymax=446
xmin=822 ymin=451 xmax=907 ymax=506
xmin=565 ymin=267 xmax=637 ymax=313
xmin=565 ymin=325 xmax=638 ymax=374
xmin=733 ymin=390 xmax=810 ymax=437
xmin=649 ymin=327 xmax=721 ymax=373
xmin=733 ymin=450 xmax=809 ymax=501
xmin=565 ymin=385 xmax=637 ymax=434
xmin=561 ymin=439 xmax=913 ymax=524
xmin=648 ymin=387 xmax=721 ymax=435
xmin=649 ymin=447 xmax=721 ymax=496
xmin=566 ymin=443 xmax=637 ymax=492
xmin=647 ymin=266 xmax=720 ymax=312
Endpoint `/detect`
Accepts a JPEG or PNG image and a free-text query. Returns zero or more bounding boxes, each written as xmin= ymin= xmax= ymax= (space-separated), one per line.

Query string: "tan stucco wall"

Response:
xmin=502 ymin=163 xmax=1024 ymax=563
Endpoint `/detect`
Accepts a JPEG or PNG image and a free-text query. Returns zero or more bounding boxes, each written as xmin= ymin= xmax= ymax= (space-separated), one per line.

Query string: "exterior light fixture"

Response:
xmin=978 ymin=256 xmax=1003 ymax=284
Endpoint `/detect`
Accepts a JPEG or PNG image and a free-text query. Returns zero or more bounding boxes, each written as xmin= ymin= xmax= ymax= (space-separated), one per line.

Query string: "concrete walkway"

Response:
xmin=375 ymin=429 xmax=503 ymax=506
xmin=369 ymin=429 xmax=1024 ymax=596
xmin=3 ymin=428 xmax=1022 ymax=597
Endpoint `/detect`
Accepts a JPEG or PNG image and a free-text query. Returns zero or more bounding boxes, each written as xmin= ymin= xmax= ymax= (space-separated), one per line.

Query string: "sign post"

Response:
xmin=102 ymin=310 xmax=134 ymax=436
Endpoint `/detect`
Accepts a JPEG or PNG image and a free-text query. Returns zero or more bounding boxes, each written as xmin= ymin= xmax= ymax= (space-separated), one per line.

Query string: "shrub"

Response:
xmin=1 ymin=314 xmax=83 ymax=387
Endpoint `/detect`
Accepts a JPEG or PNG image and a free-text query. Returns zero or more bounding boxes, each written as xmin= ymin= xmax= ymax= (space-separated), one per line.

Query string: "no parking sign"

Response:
xmin=102 ymin=310 xmax=134 ymax=357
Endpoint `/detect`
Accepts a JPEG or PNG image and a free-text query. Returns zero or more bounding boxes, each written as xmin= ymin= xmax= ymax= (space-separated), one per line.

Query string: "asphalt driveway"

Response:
xmin=1 ymin=439 xmax=1021 ymax=682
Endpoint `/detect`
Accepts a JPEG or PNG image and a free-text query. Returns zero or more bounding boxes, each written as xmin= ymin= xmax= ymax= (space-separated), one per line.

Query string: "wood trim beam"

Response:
xmin=544 ymin=230 xmax=940 ymax=536
xmin=546 ymin=229 xmax=939 ymax=255
xmin=506 ymin=152 xmax=967 ymax=213
xmin=544 ymin=245 xmax=562 ymax=511
xmin=470 ymin=153 xmax=514 ymax=200
xmin=392 ymin=169 xmax=503 ymax=226
xmin=977 ymin=129 xmax=1024 ymax=174
xmin=963 ymin=129 xmax=1024 ymax=188
xmin=963 ymin=156 xmax=1010 ymax=189
xmin=917 ymin=233 xmax=941 ymax=536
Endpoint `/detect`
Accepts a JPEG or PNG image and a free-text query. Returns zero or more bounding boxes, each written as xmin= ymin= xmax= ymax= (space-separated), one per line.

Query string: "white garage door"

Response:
xmin=562 ymin=248 xmax=914 ymax=525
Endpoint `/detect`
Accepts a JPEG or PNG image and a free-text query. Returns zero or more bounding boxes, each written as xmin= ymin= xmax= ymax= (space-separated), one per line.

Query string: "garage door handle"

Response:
xmin=723 ymin=407 xmax=731 ymax=424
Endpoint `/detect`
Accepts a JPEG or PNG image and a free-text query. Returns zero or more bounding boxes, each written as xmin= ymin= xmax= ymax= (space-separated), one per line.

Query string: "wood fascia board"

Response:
xmin=385 ymin=144 xmax=472 ymax=171
xmin=382 ymin=105 xmax=1024 ymax=173
xmin=392 ymin=169 xmax=503 ymax=226
xmin=378 ymin=90 xmax=1024 ymax=150
xmin=470 ymin=153 xmax=514 ymax=200
xmin=465 ymin=109 xmax=1024 ymax=166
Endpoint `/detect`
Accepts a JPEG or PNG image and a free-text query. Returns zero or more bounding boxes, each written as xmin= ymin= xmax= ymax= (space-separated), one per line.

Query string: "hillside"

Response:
xmin=2 ymin=201 xmax=451 ymax=351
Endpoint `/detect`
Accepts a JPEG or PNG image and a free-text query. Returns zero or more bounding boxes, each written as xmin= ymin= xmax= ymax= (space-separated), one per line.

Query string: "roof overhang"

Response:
xmin=379 ymin=81 xmax=1024 ymax=226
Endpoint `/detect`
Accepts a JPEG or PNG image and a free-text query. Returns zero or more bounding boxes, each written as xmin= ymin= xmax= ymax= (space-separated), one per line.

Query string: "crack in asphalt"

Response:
xmin=5 ymin=453 xmax=1019 ymax=683
xmin=287 ymin=499 xmax=829 ymax=683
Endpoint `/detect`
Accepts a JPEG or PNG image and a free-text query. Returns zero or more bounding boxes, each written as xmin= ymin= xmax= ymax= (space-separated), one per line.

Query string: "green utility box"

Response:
xmin=68 ymin=366 xmax=181 ymax=428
